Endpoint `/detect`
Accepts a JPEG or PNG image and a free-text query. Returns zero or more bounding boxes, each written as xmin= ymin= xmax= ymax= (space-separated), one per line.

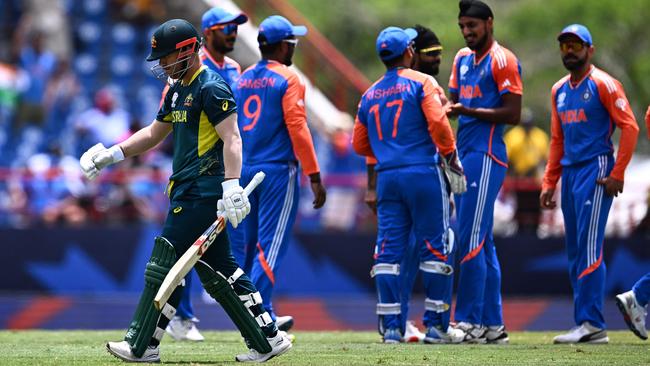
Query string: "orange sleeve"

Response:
xmin=282 ymin=73 xmax=320 ymax=176
xmin=490 ymin=48 xmax=523 ymax=95
xmin=421 ymin=78 xmax=455 ymax=156
xmin=542 ymin=87 xmax=564 ymax=190
xmin=645 ymin=105 xmax=650 ymax=140
xmin=595 ymin=77 xmax=639 ymax=181
xmin=352 ymin=115 xmax=375 ymax=158
xmin=448 ymin=52 xmax=462 ymax=92
xmin=366 ymin=156 xmax=377 ymax=164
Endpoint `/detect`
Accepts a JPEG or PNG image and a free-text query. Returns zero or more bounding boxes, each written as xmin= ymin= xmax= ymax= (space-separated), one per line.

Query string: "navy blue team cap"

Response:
xmin=376 ymin=26 xmax=417 ymax=61
xmin=201 ymin=8 xmax=248 ymax=31
xmin=258 ymin=15 xmax=307 ymax=45
xmin=558 ymin=24 xmax=593 ymax=45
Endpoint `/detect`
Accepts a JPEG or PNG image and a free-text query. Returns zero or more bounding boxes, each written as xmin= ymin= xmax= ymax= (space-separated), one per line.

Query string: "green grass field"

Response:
xmin=0 ymin=330 xmax=648 ymax=365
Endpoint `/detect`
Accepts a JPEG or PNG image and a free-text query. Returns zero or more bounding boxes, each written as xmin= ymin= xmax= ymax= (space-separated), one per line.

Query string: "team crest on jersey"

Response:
xmin=171 ymin=92 xmax=179 ymax=108
xmin=557 ymin=92 xmax=566 ymax=108
xmin=184 ymin=93 xmax=193 ymax=107
xmin=582 ymin=90 xmax=591 ymax=102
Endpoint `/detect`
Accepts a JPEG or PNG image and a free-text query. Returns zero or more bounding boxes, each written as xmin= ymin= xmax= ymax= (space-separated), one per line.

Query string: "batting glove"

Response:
xmin=219 ymin=179 xmax=250 ymax=228
xmin=79 ymin=143 xmax=124 ymax=180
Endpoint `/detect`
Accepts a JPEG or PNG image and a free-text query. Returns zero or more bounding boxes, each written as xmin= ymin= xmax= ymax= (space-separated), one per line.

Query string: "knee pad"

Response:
xmin=420 ymin=261 xmax=453 ymax=275
xmin=195 ymin=260 xmax=272 ymax=354
xmin=126 ymin=236 xmax=177 ymax=357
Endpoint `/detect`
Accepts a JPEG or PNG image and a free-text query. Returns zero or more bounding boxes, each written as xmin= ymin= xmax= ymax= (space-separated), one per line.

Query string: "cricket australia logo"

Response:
xmin=184 ymin=93 xmax=193 ymax=107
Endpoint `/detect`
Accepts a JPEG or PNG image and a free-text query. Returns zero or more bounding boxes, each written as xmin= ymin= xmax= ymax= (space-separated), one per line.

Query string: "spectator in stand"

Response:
xmin=43 ymin=59 xmax=79 ymax=138
xmin=74 ymin=87 xmax=130 ymax=153
xmin=504 ymin=108 xmax=549 ymax=233
xmin=16 ymin=30 xmax=56 ymax=128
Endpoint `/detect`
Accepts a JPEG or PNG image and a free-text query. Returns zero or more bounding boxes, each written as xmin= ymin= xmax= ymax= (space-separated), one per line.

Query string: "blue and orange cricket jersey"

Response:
xmin=353 ymin=67 xmax=455 ymax=169
xmin=448 ymin=42 xmax=522 ymax=166
xmin=543 ymin=65 xmax=639 ymax=190
xmin=234 ymin=60 xmax=319 ymax=175
xmin=199 ymin=46 xmax=242 ymax=87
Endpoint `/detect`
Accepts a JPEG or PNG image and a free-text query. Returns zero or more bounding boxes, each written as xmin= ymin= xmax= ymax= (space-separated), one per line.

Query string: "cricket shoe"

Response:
xmin=235 ymin=330 xmax=292 ymax=362
xmin=403 ymin=321 xmax=425 ymax=343
xmin=553 ymin=322 xmax=609 ymax=344
xmin=616 ymin=290 xmax=648 ymax=340
xmin=485 ymin=325 xmax=509 ymax=344
xmin=106 ymin=341 xmax=160 ymax=363
xmin=424 ymin=325 xmax=464 ymax=344
xmin=382 ymin=328 xmax=402 ymax=344
xmin=275 ymin=315 xmax=294 ymax=332
xmin=165 ymin=316 xmax=204 ymax=341
xmin=454 ymin=322 xmax=487 ymax=344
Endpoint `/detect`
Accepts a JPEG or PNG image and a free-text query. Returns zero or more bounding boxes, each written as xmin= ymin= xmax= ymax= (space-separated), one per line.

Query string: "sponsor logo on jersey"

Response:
xmin=615 ymin=97 xmax=626 ymax=111
xmin=173 ymin=206 xmax=183 ymax=213
xmin=222 ymin=100 xmax=229 ymax=111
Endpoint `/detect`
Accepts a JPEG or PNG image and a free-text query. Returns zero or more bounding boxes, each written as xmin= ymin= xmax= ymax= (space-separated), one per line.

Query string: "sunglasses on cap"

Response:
xmin=559 ymin=41 xmax=586 ymax=53
xmin=210 ymin=23 xmax=238 ymax=35
xmin=282 ymin=38 xmax=299 ymax=45
xmin=419 ymin=45 xmax=443 ymax=56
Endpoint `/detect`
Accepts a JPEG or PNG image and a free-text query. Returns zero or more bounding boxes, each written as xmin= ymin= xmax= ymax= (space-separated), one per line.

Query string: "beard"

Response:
xmin=213 ymin=38 xmax=235 ymax=54
xmin=467 ymin=31 xmax=488 ymax=51
xmin=562 ymin=54 xmax=587 ymax=71
xmin=417 ymin=61 xmax=439 ymax=77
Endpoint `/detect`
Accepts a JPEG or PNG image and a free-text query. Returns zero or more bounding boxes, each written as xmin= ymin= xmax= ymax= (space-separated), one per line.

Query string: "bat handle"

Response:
xmin=244 ymin=171 xmax=265 ymax=196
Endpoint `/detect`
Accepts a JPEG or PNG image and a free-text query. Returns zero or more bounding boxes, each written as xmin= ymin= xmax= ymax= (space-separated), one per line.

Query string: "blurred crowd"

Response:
xmin=0 ymin=0 xmax=648 ymax=237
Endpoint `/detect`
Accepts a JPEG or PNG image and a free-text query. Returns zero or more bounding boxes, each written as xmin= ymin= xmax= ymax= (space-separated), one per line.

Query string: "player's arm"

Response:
xmin=282 ymin=73 xmax=326 ymax=209
xmin=79 ymin=119 xmax=172 ymax=180
xmin=645 ymin=105 xmax=650 ymax=140
xmin=595 ymin=78 xmax=639 ymax=196
xmin=541 ymin=88 xmax=564 ymax=209
xmin=214 ymin=113 xmax=242 ymax=180
xmin=365 ymin=157 xmax=377 ymax=214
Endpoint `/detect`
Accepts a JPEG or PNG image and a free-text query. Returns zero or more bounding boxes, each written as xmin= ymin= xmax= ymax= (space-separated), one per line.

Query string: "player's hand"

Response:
xmin=365 ymin=189 xmax=377 ymax=215
xmin=440 ymin=150 xmax=467 ymax=194
xmin=220 ymin=179 xmax=251 ymax=228
xmin=446 ymin=103 xmax=467 ymax=118
xmin=540 ymin=188 xmax=556 ymax=209
xmin=309 ymin=173 xmax=326 ymax=209
xmin=79 ymin=143 xmax=124 ymax=180
xmin=596 ymin=176 xmax=624 ymax=197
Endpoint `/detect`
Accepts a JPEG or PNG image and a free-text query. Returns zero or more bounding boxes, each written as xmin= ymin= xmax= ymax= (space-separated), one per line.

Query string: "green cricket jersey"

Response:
xmin=157 ymin=65 xmax=237 ymax=200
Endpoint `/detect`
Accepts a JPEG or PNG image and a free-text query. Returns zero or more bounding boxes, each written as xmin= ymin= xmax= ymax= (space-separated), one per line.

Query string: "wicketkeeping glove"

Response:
xmin=79 ymin=143 xmax=125 ymax=180
xmin=219 ymin=179 xmax=251 ymax=228
xmin=440 ymin=150 xmax=467 ymax=194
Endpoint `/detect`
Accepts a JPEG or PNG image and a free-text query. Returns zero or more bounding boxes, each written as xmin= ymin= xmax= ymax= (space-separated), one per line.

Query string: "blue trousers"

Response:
xmin=455 ymin=152 xmax=506 ymax=326
xmin=374 ymin=165 xmax=453 ymax=332
xmin=175 ymin=272 xmax=195 ymax=320
xmin=561 ymin=155 xmax=613 ymax=329
xmin=228 ymin=162 xmax=299 ymax=319
xmin=633 ymin=273 xmax=650 ymax=307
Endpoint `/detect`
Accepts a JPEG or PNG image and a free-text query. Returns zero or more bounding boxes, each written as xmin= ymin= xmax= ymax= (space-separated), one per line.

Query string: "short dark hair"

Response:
xmin=381 ymin=55 xmax=403 ymax=69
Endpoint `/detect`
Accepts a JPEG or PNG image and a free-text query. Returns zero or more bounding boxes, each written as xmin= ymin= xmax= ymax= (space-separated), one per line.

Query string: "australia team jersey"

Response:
xmin=234 ymin=60 xmax=319 ymax=175
xmin=449 ymin=42 xmax=522 ymax=166
xmin=353 ymin=67 xmax=455 ymax=171
xmin=543 ymin=65 xmax=638 ymax=189
xmin=200 ymin=46 xmax=241 ymax=87
xmin=157 ymin=65 xmax=237 ymax=199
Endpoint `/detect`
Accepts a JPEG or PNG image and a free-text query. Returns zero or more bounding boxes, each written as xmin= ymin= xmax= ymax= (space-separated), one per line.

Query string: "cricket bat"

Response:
xmin=153 ymin=171 xmax=265 ymax=311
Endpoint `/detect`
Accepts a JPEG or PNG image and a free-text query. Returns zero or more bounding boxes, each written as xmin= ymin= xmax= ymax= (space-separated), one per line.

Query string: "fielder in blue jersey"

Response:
xmin=231 ymin=15 xmax=327 ymax=332
xmin=364 ymin=24 xmax=453 ymax=343
xmin=164 ymin=7 xmax=249 ymax=342
xmin=541 ymin=24 xmax=639 ymax=344
xmin=447 ymin=0 xmax=523 ymax=344
xmin=615 ymin=107 xmax=650 ymax=341
xmin=354 ymin=26 xmax=466 ymax=344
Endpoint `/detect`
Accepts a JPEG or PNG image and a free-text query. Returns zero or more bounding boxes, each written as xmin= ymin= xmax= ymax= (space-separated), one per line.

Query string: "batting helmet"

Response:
xmin=147 ymin=19 xmax=200 ymax=61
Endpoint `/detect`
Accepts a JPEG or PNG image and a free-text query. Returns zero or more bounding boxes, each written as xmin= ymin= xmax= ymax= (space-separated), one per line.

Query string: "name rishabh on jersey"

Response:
xmin=448 ymin=42 xmax=522 ymax=167
xmin=353 ymin=67 xmax=455 ymax=171
xmin=234 ymin=59 xmax=319 ymax=176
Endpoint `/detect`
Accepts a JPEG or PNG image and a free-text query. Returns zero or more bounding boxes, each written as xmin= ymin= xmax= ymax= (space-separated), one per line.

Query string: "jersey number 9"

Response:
xmin=242 ymin=94 xmax=262 ymax=131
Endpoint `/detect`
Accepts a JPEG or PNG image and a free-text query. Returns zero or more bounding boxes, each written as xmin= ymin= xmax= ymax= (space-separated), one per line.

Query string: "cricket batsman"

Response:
xmin=79 ymin=19 xmax=291 ymax=362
